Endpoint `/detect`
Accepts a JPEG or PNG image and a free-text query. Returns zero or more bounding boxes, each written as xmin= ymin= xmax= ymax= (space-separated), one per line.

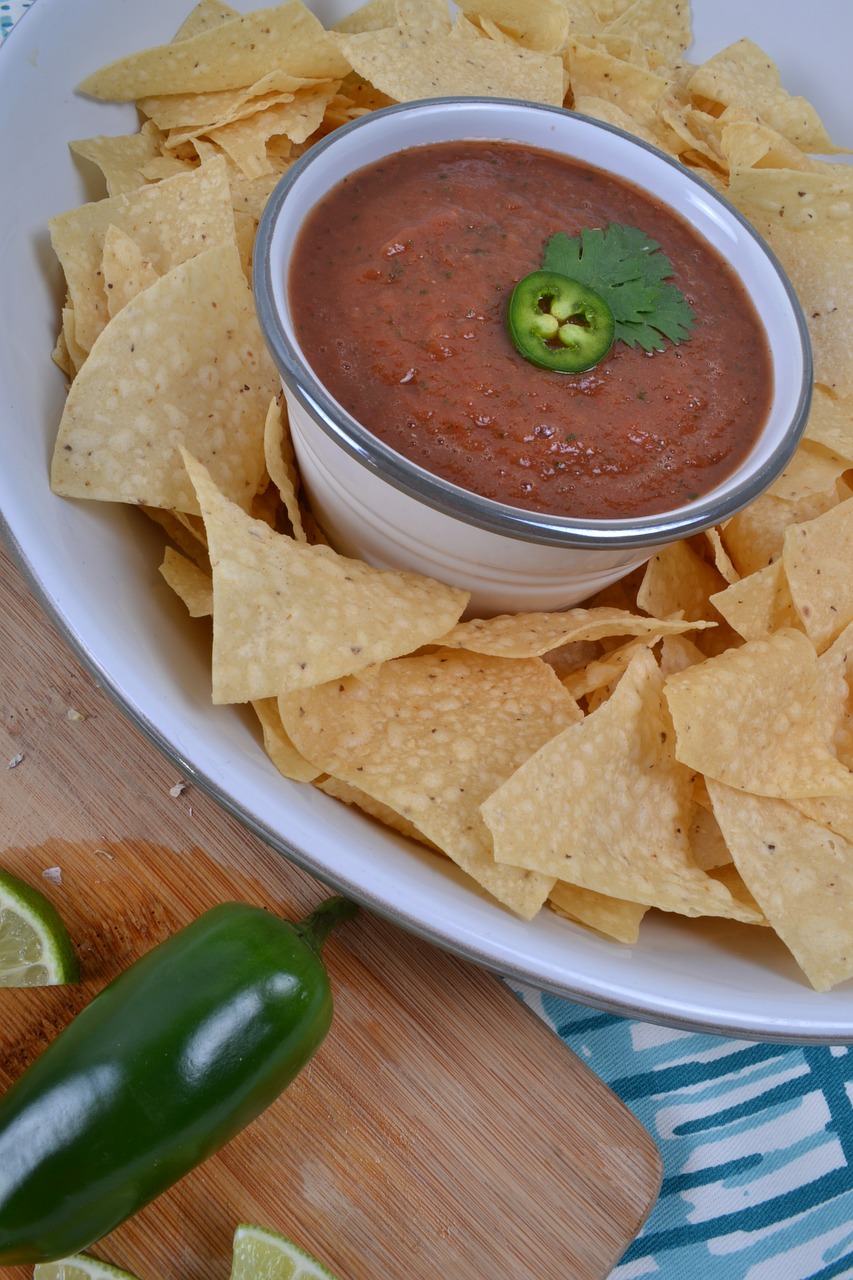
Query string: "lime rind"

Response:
xmin=0 ymin=869 xmax=80 ymax=986
xmin=231 ymin=1224 xmax=339 ymax=1280
xmin=34 ymin=1254 xmax=141 ymax=1279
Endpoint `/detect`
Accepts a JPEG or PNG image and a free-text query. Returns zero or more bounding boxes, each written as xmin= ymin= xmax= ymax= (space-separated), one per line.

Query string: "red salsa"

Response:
xmin=289 ymin=141 xmax=772 ymax=520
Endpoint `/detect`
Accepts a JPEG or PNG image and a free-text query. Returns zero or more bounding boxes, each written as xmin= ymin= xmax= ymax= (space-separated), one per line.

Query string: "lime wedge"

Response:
xmin=230 ymin=1225 xmax=339 ymax=1280
xmin=34 ymin=1256 xmax=140 ymax=1279
xmin=0 ymin=869 xmax=79 ymax=986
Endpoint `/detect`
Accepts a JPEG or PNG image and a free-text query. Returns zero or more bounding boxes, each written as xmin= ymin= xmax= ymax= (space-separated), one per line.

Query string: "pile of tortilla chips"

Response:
xmin=48 ymin=0 xmax=853 ymax=992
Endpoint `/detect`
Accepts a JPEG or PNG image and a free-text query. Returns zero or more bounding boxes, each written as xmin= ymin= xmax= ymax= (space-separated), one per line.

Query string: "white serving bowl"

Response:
xmin=255 ymin=97 xmax=812 ymax=615
xmin=3 ymin=0 xmax=850 ymax=1042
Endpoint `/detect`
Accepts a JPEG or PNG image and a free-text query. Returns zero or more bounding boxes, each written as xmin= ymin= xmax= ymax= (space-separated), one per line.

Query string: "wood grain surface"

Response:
xmin=0 ymin=536 xmax=661 ymax=1280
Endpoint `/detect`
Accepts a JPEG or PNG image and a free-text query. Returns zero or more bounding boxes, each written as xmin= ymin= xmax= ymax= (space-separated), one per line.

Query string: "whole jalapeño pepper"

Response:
xmin=507 ymin=269 xmax=615 ymax=373
xmin=0 ymin=895 xmax=357 ymax=1264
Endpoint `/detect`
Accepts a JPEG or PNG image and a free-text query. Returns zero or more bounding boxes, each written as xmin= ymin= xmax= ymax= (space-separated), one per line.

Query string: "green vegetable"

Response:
xmin=541 ymin=222 xmax=696 ymax=352
xmin=506 ymin=270 xmax=615 ymax=373
xmin=0 ymin=896 xmax=357 ymax=1265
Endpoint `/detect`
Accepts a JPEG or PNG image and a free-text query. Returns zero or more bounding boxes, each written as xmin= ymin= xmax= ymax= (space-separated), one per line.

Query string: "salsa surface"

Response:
xmin=290 ymin=141 xmax=772 ymax=520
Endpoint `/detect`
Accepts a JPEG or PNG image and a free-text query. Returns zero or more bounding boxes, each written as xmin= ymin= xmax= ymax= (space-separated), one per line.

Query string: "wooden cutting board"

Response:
xmin=0 ymin=537 xmax=661 ymax=1280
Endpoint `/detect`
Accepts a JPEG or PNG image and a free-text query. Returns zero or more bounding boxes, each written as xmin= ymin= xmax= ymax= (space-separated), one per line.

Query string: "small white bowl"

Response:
xmin=254 ymin=98 xmax=812 ymax=616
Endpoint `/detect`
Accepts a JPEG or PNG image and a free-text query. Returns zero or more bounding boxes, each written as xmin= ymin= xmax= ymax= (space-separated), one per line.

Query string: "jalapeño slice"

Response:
xmin=507 ymin=270 xmax=615 ymax=374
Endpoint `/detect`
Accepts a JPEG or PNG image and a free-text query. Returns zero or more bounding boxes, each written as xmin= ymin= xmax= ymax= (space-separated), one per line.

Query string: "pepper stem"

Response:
xmin=297 ymin=895 xmax=358 ymax=954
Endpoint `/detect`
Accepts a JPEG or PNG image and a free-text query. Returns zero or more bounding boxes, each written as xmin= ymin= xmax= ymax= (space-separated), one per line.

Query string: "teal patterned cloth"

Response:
xmin=0 ymin=0 xmax=32 ymax=42
xmin=513 ymin=984 xmax=853 ymax=1278
xmin=2 ymin=2 xmax=852 ymax=1276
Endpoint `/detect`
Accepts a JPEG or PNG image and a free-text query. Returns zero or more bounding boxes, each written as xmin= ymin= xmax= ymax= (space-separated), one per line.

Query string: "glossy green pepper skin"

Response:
xmin=0 ymin=895 xmax=356 ymax=1264
xmin=507 ymin=269 xmax=615 ymax=373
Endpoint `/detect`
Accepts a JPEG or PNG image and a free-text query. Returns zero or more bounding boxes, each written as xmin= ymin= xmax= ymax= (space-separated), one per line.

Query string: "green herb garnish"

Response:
xmin=541 ymin=222 xmax=696 ymax=353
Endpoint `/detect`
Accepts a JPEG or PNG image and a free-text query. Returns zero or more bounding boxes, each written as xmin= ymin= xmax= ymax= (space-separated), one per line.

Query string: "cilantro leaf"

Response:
xmin=541 ymin=223 xmax=695 ymax=353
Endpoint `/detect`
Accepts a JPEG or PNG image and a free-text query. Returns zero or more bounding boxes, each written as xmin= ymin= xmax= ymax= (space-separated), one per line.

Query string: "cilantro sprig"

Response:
xmin=541 ymin=222 xmax=696 ymax=353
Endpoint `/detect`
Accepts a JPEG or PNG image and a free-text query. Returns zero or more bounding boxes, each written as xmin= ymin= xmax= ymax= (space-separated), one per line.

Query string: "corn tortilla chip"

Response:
xmin=334 ymin=25 xmax=565 ymax=105
xmin=437 ymin=605 xmax=707 ymax=658
xmin=782 ymin=496 xmax=853 ymax=653
xmin=101 ymin=225 xmax=160 ymax=319
xmin=316 ymin=775 xmax=440 ymax=850
xmin=51 ymin=243 xmax=277 ymax=515
xmin=80 ymin=3 xmax=350 ymax=100
xmin=565 ymin=37 xmax=670 ymax=140
xmin=69 ymin=128 xmax=164 ymax=197
xmin=483 ymin=647 xmax=760 ymax=920
xmin=174 ymin=0 xmax=240 ymax=41
xmin=182 ymin=452 xmax=469 ymax=703
xmin=768 ymin=440 xmax=850 ymax=504
xmin=548 ymin=882 xmax=647 ymax=944
xmin=710 ymin=560 xmax=802 ymax=643
xmin=637 ymin=540 xmax=725 ymax=623
xmin=279 ymin=649 xmax=581 ymax=917
xmin=49 ymin=157 xmax=237 ymax=354
xmin=602 ymin=0 xmax=691 ymax=65
xmin=804 ymin=386 xmax=853 ymax=461
xmin=687 ymin=39 xmax=842 ymax=155
xmin=707 ymin=779 xmax=853 ymax=991
xmin=139 ymin=70 xmax=314 ymax=133
xmin=252 ymin=696 xmax=321 ymax=782
xmin=664 ymin=628 xmax=853 ymax=799
xmin=263 ymin=396 xmax=307 ymax=542
xmin=460 ymin=0 xmax=570 ymax=55
xmin=818 ymin=620 xmax=853 ymax=767
xmin=159 ymin=545 xmax=213 ymax=617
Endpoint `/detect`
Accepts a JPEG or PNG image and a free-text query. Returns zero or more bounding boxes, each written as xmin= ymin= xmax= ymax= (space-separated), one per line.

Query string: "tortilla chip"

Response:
xmin=437 ymin=605 xmax=707 ymax=658
xmin=80 ymin=3 xmax=350 ymax=100
xmin=143 ymin=506 xmax=209 ymax=567
xmin=139 ymin=70 xmax=315 ymax=133
xmin=57 ymin=304 xmax=87 ymax=378
xmin=570 ymin=92 xmax=663 ymax=147
xmin=200 ymin=83 xmax=339 ymax=178
xmin=159 ymin=545 xmax=213 ymax=617
xmin=719 ymin=116 xmax=823 ymax=175
xmin=316 ymin=774 xmax=440 ymax=849
xmin=602 ymin=0 xmax=691 ymax=65
xmin=101 ymin=225 xmax=160 ymax=319
xmin=69 ymin=127 xmax=164 ymax=197
xmin=263 ymin=396 xmax=307 ymax=542
xmin=702 ymin=527 xmax=739 ymax=584
xmin=804 ymin=386 xmax=853 ymax=461
xmin=664 ymin=628 xmax=853 ymax=799
xmin=727 ymin=168 xmax=853 ymax=397
xmin=51 ymin=243 xmax=277 ymax=514
xmin=49 ymin=157 xmax=236 ymax=353
xmin=817 ymin=620 xmax=853 ymax=767
xmin=483 ymin=646 xmax=760 ymax=920
xmin=394 ymin=0 xmax=454 ymax=36
xmin=688 ymin=39 xmax=843 ymax=154
xmin=252 ymin=696 xmax=321 ymax=782
xmin=333 ymin=0 xmax=398 ymax=34
xmin=279 ymin=649 xmax=581 ymax=917
xmin=173 ymin=0 xmax=240 ymax=41
xmin=182 ymin=452 xmax=469 ymax=702
xmin=657 ymin=631 xmax=706 ymax=677
xmin=334 ymin=24 xmax=565 ymax=105
xmin=768 ymin=440 xmax=850 ymax=504
xmin=460 ymin=0 xmax=570 ymax=55
xmin=565 ymin=36 xmax=670 ymax=140
xmin=637 ymin=539 xmax=725 ymax=623
xmin=782 ymin=496 xmax=853 ymax=653
xmin=721 ymin=484 xmax=843 ymax=577
xmin=562 ymin=636 xmax=652 ymax=700
xmin=548 ymin=881 xmax=647 ymax=944
xmin=710 ymin=560 xmax=802 ymax=643
xmin=707 ymin=779 xmax=853 ymax=991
